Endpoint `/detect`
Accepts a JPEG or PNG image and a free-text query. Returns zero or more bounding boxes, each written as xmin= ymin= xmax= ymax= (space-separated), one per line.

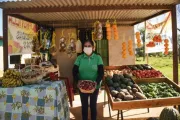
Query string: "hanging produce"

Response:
xmin=112 ymin=20 xmax=119 ymax=40
xmin=135 ymin=32 xmax=142 ymax=48
xmin=94 ymin=21 xmax=103 ymax=40
xmin=164 ymin=39 xmax=169 ymax=55
xmin=153 ymin=35 xmax=162 ymax=42
xmin=76 ymin=30 xmax=82 ymax=53
xmin=49 ymin=31 xmax=57 ymax=56
xmin=106 ymin=20 xmax=111 ymax=40
xmin=128 ymin=39 xmax=133 ymax=56
xmin=59 ymin=30 xmax=66 ymax=52
xmin=67 ymin=33 xmax=76 ymax=58
xmin=32 ymin=32 xmax=40 ymax=53
xmin=122 ymin=42 xmax=127 ymax=58
xmin=43 ymin=30 xmax=50 ymax=50
xmin=39 ymin=29 xmax=43 ymax=50
xmin=146 ymin=41 xmax=155 ymax=47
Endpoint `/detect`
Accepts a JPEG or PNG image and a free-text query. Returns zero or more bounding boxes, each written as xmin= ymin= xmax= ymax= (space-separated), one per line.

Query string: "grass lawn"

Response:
xmin=135 ymin=56 xmax=180 ymax=82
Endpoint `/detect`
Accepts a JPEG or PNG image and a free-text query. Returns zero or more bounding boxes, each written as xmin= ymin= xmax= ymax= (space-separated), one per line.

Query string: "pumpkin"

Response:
xmin=164 ymin=51 xmax=168 ymax=55
xmin=147 ymin=117 xmax=158 ymax=120
xmin=164 ymin=39 xmax=169 ymax=43
xmin=159 ymin=107 xmax=180 ymax=120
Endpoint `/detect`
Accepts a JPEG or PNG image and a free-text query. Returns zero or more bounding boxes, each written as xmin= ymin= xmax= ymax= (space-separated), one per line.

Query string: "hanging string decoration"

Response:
xmin=32 ymin=32 xmax=40 ymax=53
xmin=66 ymin=33 xmax=76 ymax=58
xmin=106 ymin=20 xmax=111 ymax=40
xmin=164 ymin=39 xmax=169 ymax=55
xmin=76 ymin=30 xmax=82 ymax=53
xmin=94 ymin=21 xmax=103 ymax=40
xmin=128 ymin=39 xmax=133 ymax=56
xmin=43 ymin=30 xmax=50 ymax=50
xmin=153 ymin=35 xmax=162 ymax=42
xmin=112 ymin=20 xmax=119 ymax=40
xmin=69 ymin=33 xmax=76 ymax=53
xmin=122 ymin=42 xmax=127 ymax=58
xmin=59 ymin=30 xmax=67 ymax=52
xmin=135 ymin=32 xmax=142 ymax=48
xmin=49 ymin=31 xmax=57 ymax=56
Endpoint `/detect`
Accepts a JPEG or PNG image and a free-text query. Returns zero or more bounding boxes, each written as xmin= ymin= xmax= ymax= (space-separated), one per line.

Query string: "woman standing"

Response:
xmin=73 ymin=40 xmax=104 ymax=120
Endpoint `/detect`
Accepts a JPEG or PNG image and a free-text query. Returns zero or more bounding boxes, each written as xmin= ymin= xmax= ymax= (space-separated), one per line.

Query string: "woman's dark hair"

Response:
xmin=83 ymin=40 xmax=94 ymax=47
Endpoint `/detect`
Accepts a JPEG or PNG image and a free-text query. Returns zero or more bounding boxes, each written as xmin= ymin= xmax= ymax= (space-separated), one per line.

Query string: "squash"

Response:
xmin=159 ymin=107 xmax=180 ymax=120
xmin=147 ymin=117 xmax=158 ymax=120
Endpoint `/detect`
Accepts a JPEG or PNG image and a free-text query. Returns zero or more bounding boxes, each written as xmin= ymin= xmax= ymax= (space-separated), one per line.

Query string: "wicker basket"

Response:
xmin=78 ymin=80 xmax=97 ymax=93
xmin=21 ymin=65 xmax=45 ymax=85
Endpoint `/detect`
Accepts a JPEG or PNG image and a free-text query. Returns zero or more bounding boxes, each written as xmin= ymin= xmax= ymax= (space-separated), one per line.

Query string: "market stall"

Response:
xmin=0 ymin=0 xmax=180 ymax=120
xmin=104 ymin=65 xmax=180 ymax=120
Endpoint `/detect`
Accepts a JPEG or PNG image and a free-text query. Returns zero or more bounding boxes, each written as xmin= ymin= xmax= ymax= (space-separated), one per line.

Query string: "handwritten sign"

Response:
xmin=8 ymin=16 xmax=37 ymax=55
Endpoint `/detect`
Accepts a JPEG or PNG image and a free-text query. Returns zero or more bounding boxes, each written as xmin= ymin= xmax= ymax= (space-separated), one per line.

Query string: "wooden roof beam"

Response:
xmin=131 ymin=10 xmax=170 ymax=26
xmin=40 ymin=19 xmax=138 ymax=24
xmin=5 ymin=4 xmax=173 ymax=14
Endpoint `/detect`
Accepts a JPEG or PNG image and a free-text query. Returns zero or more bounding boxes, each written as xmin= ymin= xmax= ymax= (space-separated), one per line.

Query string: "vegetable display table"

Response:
xmin=0 ymin=81 xmax=70 ymax=120
xmin=105 ymin=78 xmax=180 ymax=120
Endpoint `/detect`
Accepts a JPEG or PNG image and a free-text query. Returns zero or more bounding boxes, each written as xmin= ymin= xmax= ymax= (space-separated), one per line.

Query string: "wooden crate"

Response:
xmin=105 ymin=77 xmax=180 ymax=111
xmin=104 ymin=65 xmax=129 ymax=70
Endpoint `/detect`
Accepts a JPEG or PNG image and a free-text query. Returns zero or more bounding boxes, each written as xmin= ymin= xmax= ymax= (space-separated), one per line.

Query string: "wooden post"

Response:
xmin=3 ymin=10 xmax=8 ymax=71
xmin=171 ymin=6 xmax=178 ymax=84
xmin=146 ymin=53 xmax=149 ymax=64
xmin=143 ymin=21 xmax=146 ymax=61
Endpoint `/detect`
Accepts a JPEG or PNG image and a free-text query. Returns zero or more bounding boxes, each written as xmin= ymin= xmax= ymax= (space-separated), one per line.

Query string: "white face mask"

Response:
xmin=83 ymin=47 xmax=93 ymax=55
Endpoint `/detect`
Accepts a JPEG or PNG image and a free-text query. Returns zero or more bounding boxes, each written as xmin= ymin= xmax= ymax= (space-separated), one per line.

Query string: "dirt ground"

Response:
xmin=69 ymin=89 xmax=168 ymax=120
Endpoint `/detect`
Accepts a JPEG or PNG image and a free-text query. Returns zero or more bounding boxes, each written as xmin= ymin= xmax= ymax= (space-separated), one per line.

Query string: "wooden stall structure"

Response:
xmin=0 ymin=1 xmax=180 ymax=119
xmin=0 ymin=0 xmax=179 ymax=85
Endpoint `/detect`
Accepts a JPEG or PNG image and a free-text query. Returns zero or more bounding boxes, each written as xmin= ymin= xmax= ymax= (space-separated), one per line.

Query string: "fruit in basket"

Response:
xmin=106 ymin=78 xmax=113 ymax=87
xmin=115 ymin=87 xmax=121 ymax=92
xmin=114 ymin=98 xmax=122 ymax=102
xmin=126 ymin=86 xmax=132 ymax=91
xmin=109 ymin=86 xmax=115 ymax=91
xmin=117 ymin=92 xmax=125 ymax=99
xmin=159 ymin=107 xmax=180 ymax=120
xmin=113 ymin=83 xmax=119 ymax=88
xmin=135 ymin=92 xmax=146 ymax=99
xmin=111 ymin=90 xmax=118 ymax=97
xmin=123 ymin=73 xmax=132 ymax=79
xmin=78 ymin=80 xmax=96 ymax=91
xmin=105 ymin=73 xmax=146 ymax=101
xmin=124 ymin=95 xmax=134 ymax=100
xmin=132 ymin=88 xmax=138 ymax=93
xmin=2 ymin=69 xmax=23 ymax=87
xmin=112 ymin=74 xmax=120 ymax=82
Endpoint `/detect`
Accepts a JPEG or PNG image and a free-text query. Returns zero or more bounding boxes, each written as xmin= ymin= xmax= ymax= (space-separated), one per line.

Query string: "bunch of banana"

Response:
xmin=2 ymin=69 xmax=23 ymax=87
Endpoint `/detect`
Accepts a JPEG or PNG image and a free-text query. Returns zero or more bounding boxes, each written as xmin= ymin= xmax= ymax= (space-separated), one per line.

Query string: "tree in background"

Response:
xmin=139 ymin=27 xmax=146 ymax=61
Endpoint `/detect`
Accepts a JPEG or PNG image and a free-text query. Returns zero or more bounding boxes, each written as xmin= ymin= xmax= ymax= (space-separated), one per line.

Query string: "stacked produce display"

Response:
xmin=128 ymin=64 xmax=163 ymax=78
xmin=105 ymin=69 xmax=146 ymax=102
xmin=21 ymin=65 xmax=45 ymax=84
xmin=139 ymin=82 xmax=180 ymax=98
xmin=104 ymin=64 xmax=180 ymax=104
xmin=1 ymin=69 xmax=23 ymax=87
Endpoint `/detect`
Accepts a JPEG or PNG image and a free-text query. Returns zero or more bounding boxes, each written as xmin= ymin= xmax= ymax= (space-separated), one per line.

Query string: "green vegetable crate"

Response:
xmin=105 ymin=77 xmax=180 ymax=111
